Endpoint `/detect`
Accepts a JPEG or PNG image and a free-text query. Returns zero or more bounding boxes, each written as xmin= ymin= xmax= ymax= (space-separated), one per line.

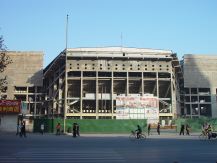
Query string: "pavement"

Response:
xmin=65 ymin=131 xmax=202 ymax=139
xmin=1 ymin=131 xmax=217 ymax=163
xmin=1 ymin=130 xmax=202 ymax=139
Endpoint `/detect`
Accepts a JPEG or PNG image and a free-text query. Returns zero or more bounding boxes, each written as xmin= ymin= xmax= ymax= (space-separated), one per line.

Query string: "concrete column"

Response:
xmin=171 ymin=71 xmax=177 ymax=118
xmin=156 ymin=72 xmax=159 ymax=97
xmin=111 ymin=71 xmax=114 ymax=119
xmin=80 ymin=71 xmax=83 ymax=119
xmin=96 ymin=71 xmax=99 ymax=119
xmin=142 ymin=72 xmax=144 ymax=96
xmin=211 ymin=87 xmax=217 ymax=117
xmin=126 ymin=71 xmax=129 ymax=96
xmin=34 ymin=87 xmax=37 ymax=115
xmin=58 ymin=77 xmax=63 ymax=114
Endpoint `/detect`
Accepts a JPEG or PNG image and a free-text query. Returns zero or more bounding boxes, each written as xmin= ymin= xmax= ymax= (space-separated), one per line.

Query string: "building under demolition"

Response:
xmin=44 ymin=47 xmax=182 ymax=125
xmin=4 ymin=48 xmax=217 ymax=132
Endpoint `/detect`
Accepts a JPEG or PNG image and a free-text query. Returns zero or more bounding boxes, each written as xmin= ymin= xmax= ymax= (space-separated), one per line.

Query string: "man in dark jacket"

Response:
xmin=180 ymin=124 xmax=185 ymax=135
xmin=135 ymin=125 xmax=142 ymax=139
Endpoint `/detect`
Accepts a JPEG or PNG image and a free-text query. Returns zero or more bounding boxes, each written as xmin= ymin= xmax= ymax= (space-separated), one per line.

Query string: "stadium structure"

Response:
xmin=43 ymin=47 xmax=182 ymax=125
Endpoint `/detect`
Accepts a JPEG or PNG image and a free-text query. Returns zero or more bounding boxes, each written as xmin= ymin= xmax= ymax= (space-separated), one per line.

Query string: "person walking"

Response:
xmin=148 ymin=124 xmax=151 ymax=136
xmin=56 ymin=123 xmax=61 ymax=135
xmin=157 ymin=122 xmax=160 ymax=135
xmin=16 ymin=122 xmax=20 ymax=136
xmin=21 ymin=121 xmax=26 ymax=138
xmin=180 ymin=124 xmax=185 ymax=135
xmin=72 ymin=123 xmax=77 ymax=138
xmin=19 ymin=122 xmax=23 ymax=137
xmin=76 ymin=123 xmax=80 ymax=137
xmin=40 ymin=123 xmax=45 ymax=135
xmin=185 ymin=124 xmax=190 ymax=135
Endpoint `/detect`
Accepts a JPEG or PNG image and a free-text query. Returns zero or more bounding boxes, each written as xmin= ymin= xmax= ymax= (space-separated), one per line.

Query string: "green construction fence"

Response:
xmin=174 ymin=116 xmax=217 ymax=132
xmin=34 ymin=116 xmax=217 ymax=134
xmin=33 ymin=118 xmax=147 ymax=134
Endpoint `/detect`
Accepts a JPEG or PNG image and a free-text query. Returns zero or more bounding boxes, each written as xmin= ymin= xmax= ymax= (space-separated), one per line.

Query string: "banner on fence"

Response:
xmin=116 ymin=95 xmax=159 ymax=123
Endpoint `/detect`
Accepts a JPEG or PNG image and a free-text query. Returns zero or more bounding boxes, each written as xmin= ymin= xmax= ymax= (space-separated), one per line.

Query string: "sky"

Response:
xmin=1 ymin=0 xmax=217 ymax=67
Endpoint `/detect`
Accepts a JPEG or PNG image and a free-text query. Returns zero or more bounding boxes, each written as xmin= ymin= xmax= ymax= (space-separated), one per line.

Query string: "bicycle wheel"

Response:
xmin=129 ymin=134 xmax=136 ymax=141
xmin=140 ymin=134 xmax=146 ymax=140
xmin=199 ymin=134 xmax=207 ymax=141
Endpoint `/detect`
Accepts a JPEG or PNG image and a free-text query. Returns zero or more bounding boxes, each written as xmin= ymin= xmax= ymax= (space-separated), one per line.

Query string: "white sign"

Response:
xmin=116 ymin=95 xmax=159 ymax=123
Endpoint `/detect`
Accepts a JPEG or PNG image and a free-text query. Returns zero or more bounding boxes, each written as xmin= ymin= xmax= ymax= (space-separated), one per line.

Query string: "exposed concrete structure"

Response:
xmin=0 ymin=51 xmax=44 ymax=131
xmin=182 ymin=54 xmax=217 ymax=118
xmin=0 ymin=51 xmax=44 ymax=114
xmin=44 ymin=47 xmax=182 ymax=125
xmin=3 ymin=49 xmax=217 ymax=132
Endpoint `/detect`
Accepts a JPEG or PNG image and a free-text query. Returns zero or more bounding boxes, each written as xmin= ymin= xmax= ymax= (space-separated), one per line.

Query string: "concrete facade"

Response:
xmin=3 ymin=49 xmax=217 ymax=132
xmin=183 ymin=54 xmax=217 ymax=117
xmin=0 ymin=51 xmax=44 ymax=132
xmin=44 ymin=47 xmax=182 ymax=125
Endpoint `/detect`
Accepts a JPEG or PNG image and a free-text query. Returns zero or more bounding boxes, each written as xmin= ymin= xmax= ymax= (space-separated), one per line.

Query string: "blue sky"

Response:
xmin=1 ymin=0 xmax=217 ymax=67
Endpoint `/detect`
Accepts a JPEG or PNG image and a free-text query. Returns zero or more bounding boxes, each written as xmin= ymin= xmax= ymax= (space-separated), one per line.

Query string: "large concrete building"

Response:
xmin=3 ymin=49 xmax=217 ymax=132
xmin=182 ymin=54 xmax=217 ymax=118
xmin=44 ymin=47 xmax=182 ymax=125
xmin=0 ymin=51 xmax=44 ymax=131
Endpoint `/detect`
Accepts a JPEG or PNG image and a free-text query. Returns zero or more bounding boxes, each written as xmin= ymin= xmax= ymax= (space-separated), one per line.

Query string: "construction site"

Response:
xmin=43 ymin=47 xmax=182 ymax=125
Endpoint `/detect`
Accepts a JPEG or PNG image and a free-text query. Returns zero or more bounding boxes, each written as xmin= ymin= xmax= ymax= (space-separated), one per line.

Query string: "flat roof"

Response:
xmin=184 ymin=54 xmax=217 ymax=60
xmin=67 ymin=47 xmax=173 ymax=54
xmin=66 ymin=47 xmax=173 ymax=59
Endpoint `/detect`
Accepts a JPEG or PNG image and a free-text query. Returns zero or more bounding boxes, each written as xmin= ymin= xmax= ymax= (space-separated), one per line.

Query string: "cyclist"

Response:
xmin=135 ymin=125 xmax=142 ymax=139
xmin=201 ymin=123 xmax=206 ymax=135
xmin=207 ymin=124 xmax=212 ymax=139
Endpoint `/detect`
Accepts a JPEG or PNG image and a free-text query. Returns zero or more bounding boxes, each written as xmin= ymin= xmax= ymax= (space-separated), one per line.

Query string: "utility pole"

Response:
xmin=63 ymin=14 xmax=69 ymax=133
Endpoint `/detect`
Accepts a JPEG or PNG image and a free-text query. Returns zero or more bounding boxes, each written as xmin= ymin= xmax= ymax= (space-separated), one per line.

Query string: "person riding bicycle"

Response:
xmin=135 ymin=125 xmax=142 ymax=139
xmin=207 ymin=124 xmax=212 ymax=139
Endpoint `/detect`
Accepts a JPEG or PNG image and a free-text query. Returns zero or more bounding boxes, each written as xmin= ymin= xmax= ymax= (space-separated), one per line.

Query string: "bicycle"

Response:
xmin=129 ymin=131 xmax=146 ymax=141
xmin=199 ymin=131 xmax=217 ymax=141
xmin=199 ymin=131 xmax=208 ymax=141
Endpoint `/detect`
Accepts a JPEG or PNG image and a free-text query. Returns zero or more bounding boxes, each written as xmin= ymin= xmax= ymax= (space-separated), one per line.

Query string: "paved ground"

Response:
xmin=0 ymin=132 xmax=217 ymax=163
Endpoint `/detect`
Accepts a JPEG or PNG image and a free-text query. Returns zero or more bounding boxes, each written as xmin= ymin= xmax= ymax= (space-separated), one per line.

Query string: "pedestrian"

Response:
xmin=76 ymin=123 xmax=80 ymax=137
xmin=16 ymin=122 xmax=20 ymax=136
xmin=185 ymin=124 xmax=190 ymax=135
xmin=207 ymin=124 xmax=212 ymax=139
xmin=72 ymin=123 xmax=77 ymax=138
xmin=179 ymin=124 xmax=185 ymax=135
xmin=202 ymin=123 xmax=208 ymax=135
xmin=56 ymin=123 xmax=61 ymax=135
xmin=148 ymin=123 xmax=151 ymax=136
xmin=19 ymin=123 xmax=23 ymax=137
xmin=157 ymin=122 xmax=160 ymax=135
xmin=40 ymin=123 xmax=45 ymax=135
xmin=135 ymin=125 xmax=142 ymax=139
xmin=18 ymin=122 xmax=22 ymax=137
xmin=21 ymin=121 xmax=26 ymax=138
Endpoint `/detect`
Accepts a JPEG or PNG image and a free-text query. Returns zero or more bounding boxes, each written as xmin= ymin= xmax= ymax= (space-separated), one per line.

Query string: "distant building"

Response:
xmin=182 ymin=54 xmax=217 ymax=118
xmin=44 ymin=47 xmax=182 ymax=125
xmin=0 ymin=51 xmax=44 ymax=131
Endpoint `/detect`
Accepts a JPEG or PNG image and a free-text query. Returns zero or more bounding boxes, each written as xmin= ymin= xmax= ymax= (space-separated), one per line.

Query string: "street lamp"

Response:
xmin=63 ymin=14 xmax=69 ymax=133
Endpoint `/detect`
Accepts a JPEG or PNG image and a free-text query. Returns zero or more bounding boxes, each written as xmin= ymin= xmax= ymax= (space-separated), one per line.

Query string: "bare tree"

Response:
xmin=0 ymin=35 xmax=12 ymax=98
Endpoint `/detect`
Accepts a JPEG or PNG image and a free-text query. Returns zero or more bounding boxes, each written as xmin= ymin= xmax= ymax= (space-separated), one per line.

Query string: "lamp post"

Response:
xmin=63 ymin=14 xmax=69 ymax=133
